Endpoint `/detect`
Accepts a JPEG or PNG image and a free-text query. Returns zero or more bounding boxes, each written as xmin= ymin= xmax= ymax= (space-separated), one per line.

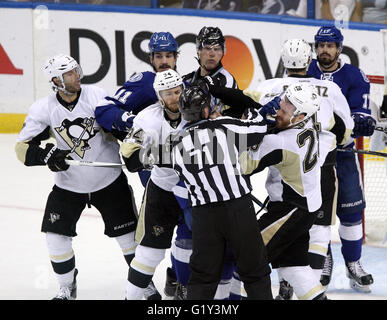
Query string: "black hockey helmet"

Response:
xmin=179 ymin=85 xmax=212 ymax=122
xmin=196 ymin=26 xmax=225 ymax=51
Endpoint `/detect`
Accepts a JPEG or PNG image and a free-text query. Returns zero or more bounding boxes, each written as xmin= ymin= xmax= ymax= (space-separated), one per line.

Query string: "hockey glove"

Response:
xmin=42 ymin=143 xmax=72 ymax=172
xmin=196 ymin=75 xmax=220 ymax=95
xmin=113 ymin=110 xmax=135 ymax=132
xmin=351 ymin=113 xmax=376 ymax=138
xmin=259 ymin=96 xmax=281 ymax=125
xmin=243 ymin=106 xmax=260 ymax=120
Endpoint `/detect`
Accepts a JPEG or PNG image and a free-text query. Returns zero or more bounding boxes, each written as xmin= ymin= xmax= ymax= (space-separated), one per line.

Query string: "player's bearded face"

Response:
xmin=62 ymin=68 xmax=81 ymax=93
xmin=151 ymin=52 xmax=177 ymax=72
xmin=160 ymin=86 xmax=183 ymax=114
xmin=316 ymin=42 xmax=340 ymax=67
xmin=275 ymin=99 xmax=295 ymax=129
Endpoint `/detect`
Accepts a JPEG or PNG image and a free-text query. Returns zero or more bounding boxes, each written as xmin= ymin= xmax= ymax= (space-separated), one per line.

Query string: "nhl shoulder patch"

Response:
xmin=359 ymin=69 xmax=370 ymax=83
xmin=128 ymin=72 xmax=144 ymax=82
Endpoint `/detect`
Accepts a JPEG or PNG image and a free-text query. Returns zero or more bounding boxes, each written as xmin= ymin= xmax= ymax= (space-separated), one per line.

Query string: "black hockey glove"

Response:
xmin=42 ymin=143 xmax=72 ymax=172
xmin=202 ymin=75 xmax=220 ymax=93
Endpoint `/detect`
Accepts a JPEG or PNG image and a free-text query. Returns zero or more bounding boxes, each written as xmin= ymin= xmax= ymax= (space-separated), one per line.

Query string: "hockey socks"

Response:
xmin=46 ymin=232 xmax=76 ymax=287
xmin=126 ymin=245 xmax=165 ymax=300
xmin=337 ymin=212 xmax=363 ymax=262
xmin=114 ymin=232 xmax=136 ymax=266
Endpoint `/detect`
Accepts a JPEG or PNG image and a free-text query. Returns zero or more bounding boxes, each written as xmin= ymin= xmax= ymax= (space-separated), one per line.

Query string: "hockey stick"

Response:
xmin=337 ymin=148 xmax=387 ymax=158
xmin=65 ymin=159 xmax=126 ymax=168
xmin=250 ymin=194 xmax=264 ymax=207
xmin=250 ymin=194 xmax=269 ymax=216
xmin=375 ymin=126 xmax=387 ymax=134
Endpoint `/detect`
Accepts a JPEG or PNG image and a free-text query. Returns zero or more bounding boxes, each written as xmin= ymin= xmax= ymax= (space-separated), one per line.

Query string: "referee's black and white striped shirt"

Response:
xmin=172 ymin=115 xmax=266 ymax=207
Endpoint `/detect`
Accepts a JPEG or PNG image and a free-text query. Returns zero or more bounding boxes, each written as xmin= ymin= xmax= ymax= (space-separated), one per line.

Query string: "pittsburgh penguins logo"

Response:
xmin=55 ymin=117 xmax=99 ymax=158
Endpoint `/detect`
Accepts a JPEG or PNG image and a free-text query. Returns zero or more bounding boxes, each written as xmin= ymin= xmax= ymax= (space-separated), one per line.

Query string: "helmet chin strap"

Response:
xmin=160 ymin=99 xmax=180 ymax=120
xmin=164 ymin=107 xmax=180 ymax=120
xmin=287 ymin=113 xmax=308 ymax=128
xmin=57 ymin=84 xmax=76 ymax=96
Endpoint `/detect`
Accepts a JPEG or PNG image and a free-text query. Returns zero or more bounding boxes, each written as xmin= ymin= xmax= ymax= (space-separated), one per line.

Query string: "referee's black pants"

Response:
xmin=187 ymin=194 xmax=272 ymax=300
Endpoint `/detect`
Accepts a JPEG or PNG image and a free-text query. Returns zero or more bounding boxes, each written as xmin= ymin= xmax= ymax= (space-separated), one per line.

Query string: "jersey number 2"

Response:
xmin=297 ymin=129 xmax=318 ymax=173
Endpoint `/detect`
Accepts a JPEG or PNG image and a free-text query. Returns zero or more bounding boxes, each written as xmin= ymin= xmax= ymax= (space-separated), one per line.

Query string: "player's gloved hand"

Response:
xmin=42 ymin=143 xmax=72 ymax=172
xmin=242 ymin=107 xmax=260 ymax=120
xmin=351 ymin=113 xmax=376 ymax=138
xmin=259 ymin=96 xmax=281 ymax=125
xmin=140 ymin=148 xmax=156 ymax=170
xmin=113 ymin=110 xmax=135 ymax=132
xmin=196 ymin=76 xmax=220 ymax=94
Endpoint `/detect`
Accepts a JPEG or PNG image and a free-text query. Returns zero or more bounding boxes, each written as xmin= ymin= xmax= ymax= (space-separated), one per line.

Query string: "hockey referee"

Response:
xmin=171 ymin=85 xmax=273 ymax=300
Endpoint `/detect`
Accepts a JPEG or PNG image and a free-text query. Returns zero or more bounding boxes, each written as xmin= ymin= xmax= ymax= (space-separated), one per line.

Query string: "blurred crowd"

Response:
xmin=4 ymin=0 xmax=387 ymax=24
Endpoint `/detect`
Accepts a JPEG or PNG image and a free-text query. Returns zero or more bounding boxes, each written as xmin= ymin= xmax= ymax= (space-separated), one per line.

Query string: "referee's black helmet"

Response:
xmin=179 ymin=85 xmax=211 ymax=122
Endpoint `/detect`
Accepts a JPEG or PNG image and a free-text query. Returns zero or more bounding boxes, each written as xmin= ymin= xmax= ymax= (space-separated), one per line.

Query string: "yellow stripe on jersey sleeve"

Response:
xmin=120 ymin=141 xmax=141 ymax=158
xmin=15 ymin=141 xmax=29 ymax=164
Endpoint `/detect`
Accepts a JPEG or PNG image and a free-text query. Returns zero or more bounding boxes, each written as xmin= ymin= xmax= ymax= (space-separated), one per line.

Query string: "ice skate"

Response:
xmin=320 ymin=250 xmax=333 ymax=287
xmin=164 ymin=267 xmax=178 ymax=297
xmin=275 ymin=280 xmax=293 ymax=300
xmin=174 ymin=283 xmax=187 ymax=300
xmin=52 ymin=268 xmax=78 ymax=300
xmin=345 ymin=260 xmax=374 ymax=293
xmin=144 ymin=280 xmax=162 ymax=300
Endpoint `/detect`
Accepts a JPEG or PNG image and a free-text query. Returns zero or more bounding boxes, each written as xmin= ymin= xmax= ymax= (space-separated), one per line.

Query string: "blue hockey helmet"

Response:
xmin=148 ymin=32 xmax=178 ymax=54
xmin=314 ymin=26 xmax=343 ymax=49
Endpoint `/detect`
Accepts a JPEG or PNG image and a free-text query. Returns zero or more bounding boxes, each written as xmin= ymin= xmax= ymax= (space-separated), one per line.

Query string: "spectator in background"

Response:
xmin=245 ymin=0 xmax=310 ymax=18
xmin=320 ymin=1 xmax=387 ymax=24
xmin=320 ymin=0 xmax=362 ymax=22
xmin=183 ymin=0 xmax=242 ymax=11
xmin=259 ymin=0 xmax=305 ymax=16
xmin=182 ymin=0 xmax=243 ymax=11
xmin=360 ymin=0 xmax=387 ymax=24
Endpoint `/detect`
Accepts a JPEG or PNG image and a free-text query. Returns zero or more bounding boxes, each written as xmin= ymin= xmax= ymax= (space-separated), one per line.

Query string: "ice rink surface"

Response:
xmin=1 ymin=133 xmax=387 ymax=301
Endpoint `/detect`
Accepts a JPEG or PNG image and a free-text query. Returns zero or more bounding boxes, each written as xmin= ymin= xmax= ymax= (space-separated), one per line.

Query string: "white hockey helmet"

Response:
xmin=153 ymin=69 xmax=184 ymax=104
xmin=285 ymin=82 xmax=321 ymax=125
xmin=43 ymin=54 xmax=83 ymax=93
xmin=281 ymin=39 xmax=312 ymax=69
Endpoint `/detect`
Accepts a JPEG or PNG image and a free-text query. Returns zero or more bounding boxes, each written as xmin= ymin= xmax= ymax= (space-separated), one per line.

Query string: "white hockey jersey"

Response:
xmin=256 ymin=76 xmax=354 ymax=164
xmin=122 ymin=102 xmax=187 ymax=192
xmin=242 ymin=121 xmax=322 ymax=212
xmin=16 ymin=85 xmax=122 ymax=193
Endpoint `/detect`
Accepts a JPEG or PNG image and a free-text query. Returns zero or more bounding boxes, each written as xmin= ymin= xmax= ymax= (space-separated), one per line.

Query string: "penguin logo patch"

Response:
xmin=55 ymin=117 xmax=99 ymax=158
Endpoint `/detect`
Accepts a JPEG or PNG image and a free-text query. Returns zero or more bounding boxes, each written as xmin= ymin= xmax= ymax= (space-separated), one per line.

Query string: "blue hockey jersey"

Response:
xmin=307 ymin=59 xmax=371 ymax=115
xmin=95 ymin=71 xmax=157 ymax=130
xmin=308 ymin=59 xmax=369 ymax=213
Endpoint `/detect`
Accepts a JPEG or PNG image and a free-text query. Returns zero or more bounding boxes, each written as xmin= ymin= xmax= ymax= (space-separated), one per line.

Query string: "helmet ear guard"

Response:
xmin=43 ymin=54 xmax=83 ymax=93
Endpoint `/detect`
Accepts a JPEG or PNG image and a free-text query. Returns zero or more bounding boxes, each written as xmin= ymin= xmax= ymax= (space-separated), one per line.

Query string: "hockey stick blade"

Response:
xmin=337 ymin=148 xmax=387 ymax=158
xmin=65 ymin=159 xmax=126 ymax=168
